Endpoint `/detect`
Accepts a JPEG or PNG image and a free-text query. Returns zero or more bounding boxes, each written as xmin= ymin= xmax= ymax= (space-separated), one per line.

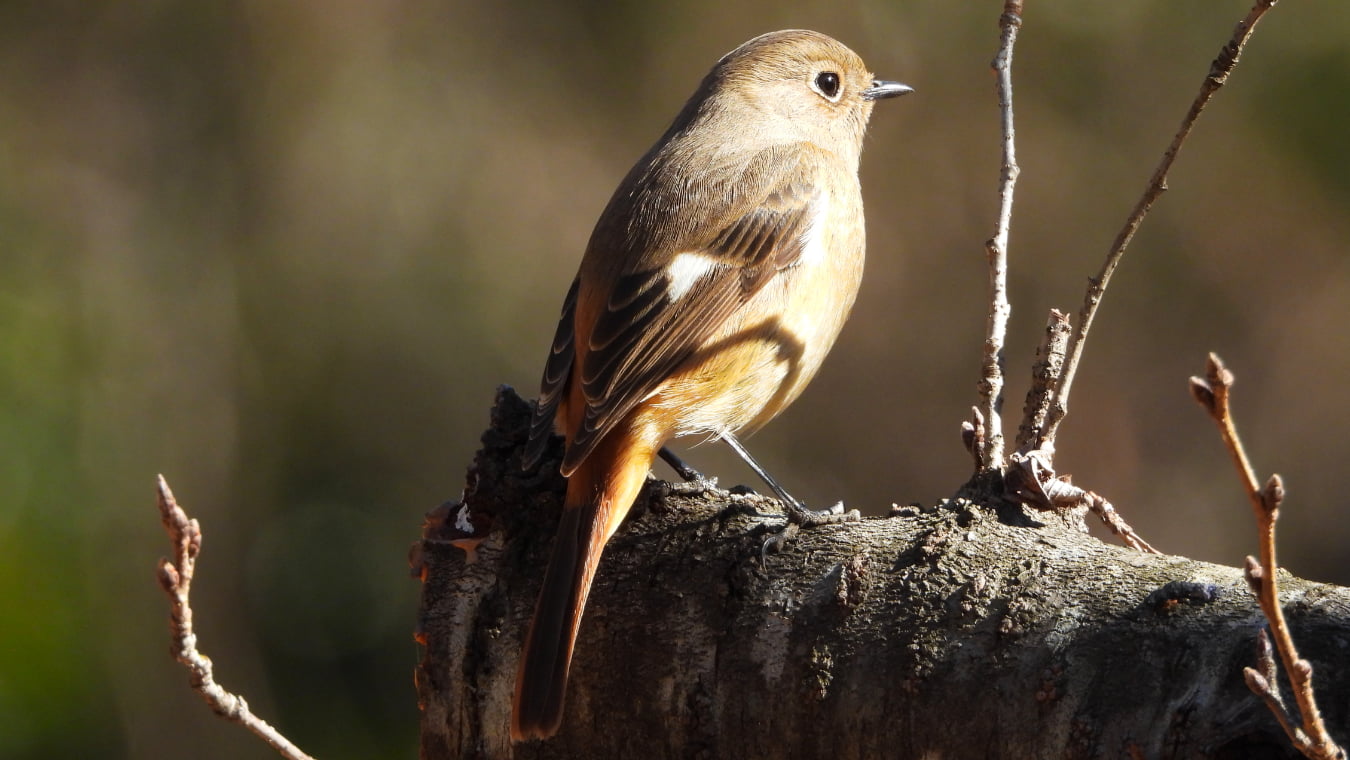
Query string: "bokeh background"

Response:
xmin=3 ymin=2 xmax=1348 ymax=758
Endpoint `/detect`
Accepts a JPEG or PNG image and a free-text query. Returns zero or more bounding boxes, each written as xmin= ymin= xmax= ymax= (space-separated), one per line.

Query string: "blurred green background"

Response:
xmin=2 ymin=1 xmax=1348 ymax=758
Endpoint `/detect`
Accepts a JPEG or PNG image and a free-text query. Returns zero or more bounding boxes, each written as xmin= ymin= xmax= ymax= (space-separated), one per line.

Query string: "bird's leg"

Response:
xmin=658 ymin=446 xmax=721 ymax=498
xmin=658 ymin=446 xmax=705 ymax=483
xmin=720 ymin=432 xmax=860 ymax=528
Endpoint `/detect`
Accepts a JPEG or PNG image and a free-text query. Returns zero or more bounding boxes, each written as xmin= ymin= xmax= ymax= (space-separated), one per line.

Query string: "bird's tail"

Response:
xmin=511 ymin=436 xmax=655 ymax=741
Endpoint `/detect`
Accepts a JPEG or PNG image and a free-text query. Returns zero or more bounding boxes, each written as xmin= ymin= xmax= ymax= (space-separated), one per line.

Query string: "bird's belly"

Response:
xmin=647 ymin=239 xmax=864 ymax=439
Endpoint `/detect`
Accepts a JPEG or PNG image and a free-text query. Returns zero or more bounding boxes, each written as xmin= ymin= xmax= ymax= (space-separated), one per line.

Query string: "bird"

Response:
xmin=511 ymin=29 xmax=911 ymax=741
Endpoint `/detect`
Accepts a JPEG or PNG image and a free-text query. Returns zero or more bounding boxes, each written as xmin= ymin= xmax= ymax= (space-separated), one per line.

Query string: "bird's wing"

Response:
xmin=522 ymin=276 xmax=579 ymax=470
xmin=559 ymin=144 xmax=825 ymax=474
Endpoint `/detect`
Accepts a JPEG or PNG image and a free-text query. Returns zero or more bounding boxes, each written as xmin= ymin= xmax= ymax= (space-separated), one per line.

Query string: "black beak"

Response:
xmin=861 ymin=80 xmax=914 ymax=101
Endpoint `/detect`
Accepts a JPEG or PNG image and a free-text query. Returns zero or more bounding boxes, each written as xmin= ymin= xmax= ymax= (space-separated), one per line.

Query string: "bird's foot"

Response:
xmin=784 ymin=499 xmax=860 ymax=527
xmin=761 ymin=499 xmax=860 ymax=558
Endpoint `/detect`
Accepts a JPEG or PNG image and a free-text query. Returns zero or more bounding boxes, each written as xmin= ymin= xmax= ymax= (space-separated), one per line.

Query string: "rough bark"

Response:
xmin=414 ymin=387 xmax=1350 ymax=759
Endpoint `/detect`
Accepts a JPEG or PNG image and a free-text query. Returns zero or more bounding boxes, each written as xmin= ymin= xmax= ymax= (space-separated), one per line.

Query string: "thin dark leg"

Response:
xmin=720 ymin=432 xmax=855 ymax=528
xmin=658 ymin=446 xmax=704 ymax=483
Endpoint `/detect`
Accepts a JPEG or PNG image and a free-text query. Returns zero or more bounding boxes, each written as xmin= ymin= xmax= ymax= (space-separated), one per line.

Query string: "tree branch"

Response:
xmin=1041 ymin=0 xmax=1280 ymax=453
xmin=155 ymin=475 xmax=318 ymax=760
xmin=1190 ymin=355 xmax=1346 ymax=760
xmin=976 ymin=0 xmax=1024 ymax=474
xmin=415 ymin=388 xmax=1350 ymax=758
xmin=1014 ymin=309 xmax=1070 ymax=454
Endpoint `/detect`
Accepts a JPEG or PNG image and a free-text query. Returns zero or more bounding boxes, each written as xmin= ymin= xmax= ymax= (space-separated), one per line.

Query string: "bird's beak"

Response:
xmin=862 ymin=80 xmax=914 ymax=101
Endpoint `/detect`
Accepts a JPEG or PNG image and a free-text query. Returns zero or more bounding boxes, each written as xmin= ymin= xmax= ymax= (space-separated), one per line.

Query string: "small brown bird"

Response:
xmin=512 ymin=29 xmax=910 ymax=741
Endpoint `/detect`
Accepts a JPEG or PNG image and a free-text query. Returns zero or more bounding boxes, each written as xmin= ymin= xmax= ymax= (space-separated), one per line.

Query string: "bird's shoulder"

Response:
xmin=588 ymin=140 xmax=836 ymax=279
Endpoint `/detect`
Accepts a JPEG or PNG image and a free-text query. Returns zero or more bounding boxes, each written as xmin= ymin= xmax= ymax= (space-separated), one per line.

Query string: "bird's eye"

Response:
xmin=813 ymin=71 xmax=842 ymax=101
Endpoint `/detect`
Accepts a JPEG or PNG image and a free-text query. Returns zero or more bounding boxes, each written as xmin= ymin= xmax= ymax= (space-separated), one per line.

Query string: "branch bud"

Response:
xmin=1205 ymin=352 xmax=1234 ymax=389
xmin=1243 ymin=666 xmax=1270 ymax=695
xmin=1244 ymin=556 xmax=1265 ymax=594
xmin=1261 ymin=474 xmax=1285 ymax=517
xmin=1189 ymin=377 xmax=1217 ymax=414
xmin=1293 ymin=659 xmax=1313 ymax=680
xmin=157 ymin=559 xmax=181 ymax=593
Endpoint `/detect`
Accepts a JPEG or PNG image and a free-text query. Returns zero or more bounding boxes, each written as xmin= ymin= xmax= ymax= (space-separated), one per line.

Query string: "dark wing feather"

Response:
xmin=522 ymin=277 xmax=579 ymax=470
xmin=560 ymin=155 xmax=821 ymax=474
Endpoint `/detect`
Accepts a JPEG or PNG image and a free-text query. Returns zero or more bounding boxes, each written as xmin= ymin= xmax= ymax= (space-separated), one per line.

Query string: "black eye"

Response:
xmin=814 ymin=71 xmax=841 ymax=99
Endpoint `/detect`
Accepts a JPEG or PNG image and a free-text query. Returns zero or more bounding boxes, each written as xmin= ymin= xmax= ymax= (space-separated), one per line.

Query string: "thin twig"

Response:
xmin=1041 ymin=0 xmax=1280 ymax=450
xmin=977 ymin=0 xmax=1024 ymax=472
xmin=1189 ymin=355 xmax=1345 ymax=760
xmin=1004 ymin=450 xmax=1160 ymax=554
xmin=1008 ymin=313 xmax=1157 ymax=554
xmin=1015 ymin=309 xmax=1071 ymax=454
xmin=156 ymin=475 xmax=318 ymax=760
xmin=1245 ymin=628 xmax=1304 ymax=744
xmin=1081 ymin=490 xmax=1160 ymax=555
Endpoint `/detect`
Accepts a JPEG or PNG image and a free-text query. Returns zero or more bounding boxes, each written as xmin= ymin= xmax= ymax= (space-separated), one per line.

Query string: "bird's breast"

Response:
xmin=649 ymin=181 xmax=867 ymax=439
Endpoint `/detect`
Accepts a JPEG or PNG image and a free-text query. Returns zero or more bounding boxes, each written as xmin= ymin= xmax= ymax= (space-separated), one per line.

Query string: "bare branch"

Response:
xmin=1015 ymin=309 xmax=1071 ymax=454
xmin=976 ymin=0 xmax=1024 ymax=472
xmin=1080 ymin=490 xmax=1160 ymax=555
xmin=1189 ymin=357 xmax=1345 ymax=760
xmin=1191 ymin=353 xmax=1260 ymax=505
xmin=1042 ymin=0 xmax=1280 ymax=450
xmin=156 ymin=475 xmax=319 ymax=760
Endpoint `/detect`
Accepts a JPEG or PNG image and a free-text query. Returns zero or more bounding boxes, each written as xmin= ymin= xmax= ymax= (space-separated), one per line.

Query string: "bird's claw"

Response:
xmin=786 ymin=499 xmax=860 ymax=527
xmin=759 ymin=500 xmax=860 ymax=560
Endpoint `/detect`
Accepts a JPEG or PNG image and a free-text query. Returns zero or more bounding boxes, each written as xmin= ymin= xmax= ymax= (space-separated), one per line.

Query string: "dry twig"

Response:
xmin=1015 ymin=309 xmax=1071 ymax=454
xmin=155 ymin=475 xmax=318 ymax=760
xmin=976 ymin=0 xmax=1024 ymax=473
xmin=974 ymin=5 xmax=1157 ymax=547
xmin=1041 ymin=0 xmax=1280 ymax=452
xmin=1189 ymin=355 xmax=1345 ymax=760
xmin=1004 ymin=449 xmax=1160 ymax=554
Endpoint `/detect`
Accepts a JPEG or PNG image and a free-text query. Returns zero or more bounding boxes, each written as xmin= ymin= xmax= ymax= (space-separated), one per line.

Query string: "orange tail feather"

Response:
xmin=511 ymin=434 xmax=656 ymax=741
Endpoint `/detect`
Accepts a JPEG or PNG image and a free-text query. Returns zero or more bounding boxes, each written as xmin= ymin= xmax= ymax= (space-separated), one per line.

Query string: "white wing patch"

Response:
xmin=797 ymin=193 xmax=831 ymax=267
xmin=665 ymin=251 xmax=722 ymax=301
